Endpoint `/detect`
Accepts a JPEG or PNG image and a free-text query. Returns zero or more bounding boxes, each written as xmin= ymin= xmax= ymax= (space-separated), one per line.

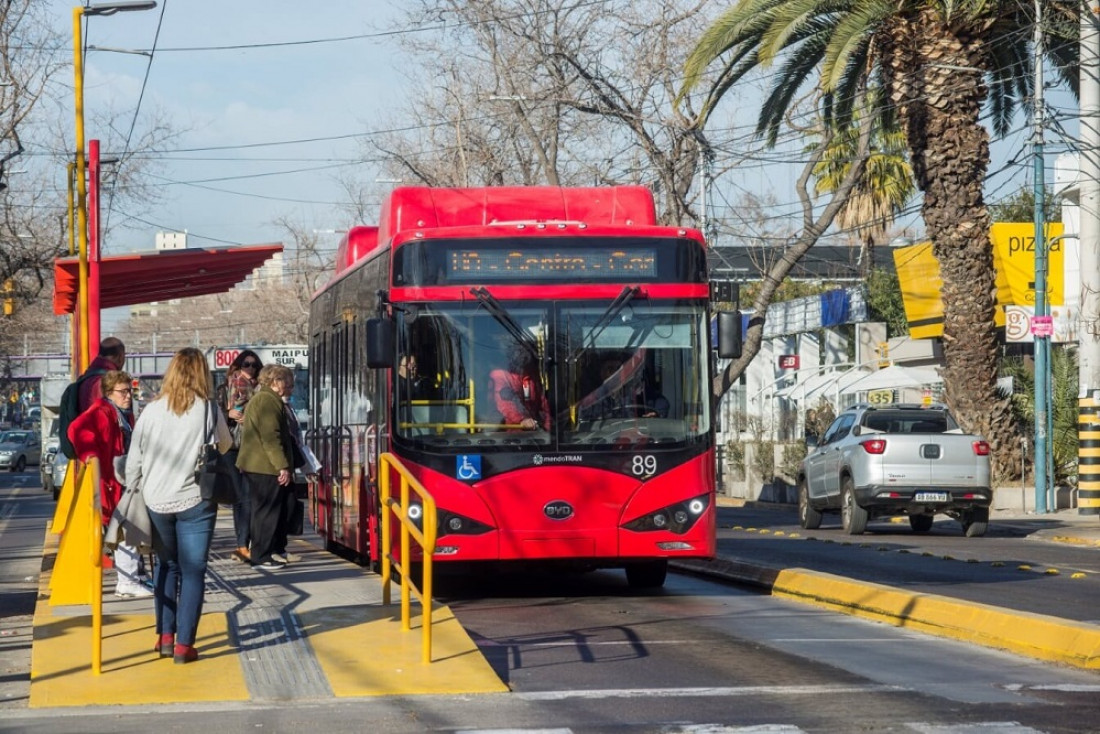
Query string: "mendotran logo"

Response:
xmin=532 ymin=454 xmax=583 ymax=466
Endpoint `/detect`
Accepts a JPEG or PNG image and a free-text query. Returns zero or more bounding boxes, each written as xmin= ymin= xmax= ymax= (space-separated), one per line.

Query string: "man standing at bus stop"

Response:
xmin=78 ymin=337 xmax=126 ymax=413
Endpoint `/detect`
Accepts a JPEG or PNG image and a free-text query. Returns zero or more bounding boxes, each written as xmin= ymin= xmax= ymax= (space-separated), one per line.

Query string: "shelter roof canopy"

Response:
xmin=53 ymin=244 xmax=283 ymax=315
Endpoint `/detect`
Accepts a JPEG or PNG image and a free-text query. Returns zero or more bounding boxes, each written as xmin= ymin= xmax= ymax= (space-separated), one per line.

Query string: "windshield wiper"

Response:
xmin=565 ymin=286 xmax=640 ymax=366
xmin=471 ymin=287 xmax=539 ymax=358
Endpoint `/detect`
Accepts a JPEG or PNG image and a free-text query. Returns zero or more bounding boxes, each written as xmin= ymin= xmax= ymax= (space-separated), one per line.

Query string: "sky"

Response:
xmin=46 ymin=1 xmax=407 ymax=255
xmin=42 ymin=1 xmax=1083 ymax=266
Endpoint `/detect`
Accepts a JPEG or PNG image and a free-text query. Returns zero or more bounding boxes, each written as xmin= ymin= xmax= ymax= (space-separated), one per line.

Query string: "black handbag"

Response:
xmin=195 ymin=400 xmax=239 ymax=505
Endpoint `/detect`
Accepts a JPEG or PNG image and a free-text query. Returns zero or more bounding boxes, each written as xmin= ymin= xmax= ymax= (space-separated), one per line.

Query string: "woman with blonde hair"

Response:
xmin=126 ymin=347 xmax=231 ymax=664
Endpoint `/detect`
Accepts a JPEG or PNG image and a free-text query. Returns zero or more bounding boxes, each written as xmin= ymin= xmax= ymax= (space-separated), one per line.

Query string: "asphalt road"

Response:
xmin=710 ymin=503 xmax=1100 ymax=625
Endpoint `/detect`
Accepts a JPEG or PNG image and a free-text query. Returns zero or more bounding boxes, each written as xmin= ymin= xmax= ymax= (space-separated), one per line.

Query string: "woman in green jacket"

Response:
xmin=237 ymin=364 xmax=294 ymax=570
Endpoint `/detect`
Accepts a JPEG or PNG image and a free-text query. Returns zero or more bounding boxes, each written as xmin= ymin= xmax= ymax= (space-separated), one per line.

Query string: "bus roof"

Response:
xmin=331 ymin=186 xmax=659 ymax=279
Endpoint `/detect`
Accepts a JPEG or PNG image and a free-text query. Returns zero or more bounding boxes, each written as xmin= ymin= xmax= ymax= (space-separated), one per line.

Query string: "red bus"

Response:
xmin=308 ymin=185 xmax=740 ymax=587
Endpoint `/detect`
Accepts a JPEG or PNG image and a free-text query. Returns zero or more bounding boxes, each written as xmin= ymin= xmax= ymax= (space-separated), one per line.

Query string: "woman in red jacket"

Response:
xmin=68 ymin=369 xmax=151 ymax=598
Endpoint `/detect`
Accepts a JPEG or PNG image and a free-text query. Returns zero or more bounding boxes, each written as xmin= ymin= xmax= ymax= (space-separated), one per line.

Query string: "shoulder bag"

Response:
xmin=195 ymin=400 xmax=239 ymax=505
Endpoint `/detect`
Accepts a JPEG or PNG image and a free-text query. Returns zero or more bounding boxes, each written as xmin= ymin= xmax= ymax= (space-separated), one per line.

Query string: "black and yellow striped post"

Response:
xmin=1079 ymin=396 xmax=1100 ymax=515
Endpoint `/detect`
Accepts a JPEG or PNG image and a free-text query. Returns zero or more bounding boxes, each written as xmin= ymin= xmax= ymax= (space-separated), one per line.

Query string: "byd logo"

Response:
xmin=543 ymin=500 xmax=574 ymax=521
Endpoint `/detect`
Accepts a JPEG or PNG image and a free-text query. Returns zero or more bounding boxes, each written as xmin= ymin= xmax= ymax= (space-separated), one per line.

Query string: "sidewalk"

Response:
xmin=27 ymin=510 xmax=507 ymax=709
xmin=986 ymin=506 xmax=1100 ymax=547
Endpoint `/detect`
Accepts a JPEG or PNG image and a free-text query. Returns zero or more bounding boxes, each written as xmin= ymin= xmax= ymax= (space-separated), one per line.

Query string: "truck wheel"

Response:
xmin=799 ymin=479 xmax=822 ymax=529
xmin=909 ymin=514 xmax=934 ymax=532
xmin=841 ymin=477 xmax=868 ymax=535
xmin=962 ymin=507 xmax=989 ymax=538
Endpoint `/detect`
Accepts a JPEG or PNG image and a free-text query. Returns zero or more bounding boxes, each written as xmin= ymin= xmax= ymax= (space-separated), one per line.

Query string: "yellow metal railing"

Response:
xmin=48 ymin=457 xmax=104 ymax=674
xmin=379 ymin=451 xmax=438 ymax=664
xmin=399 ymin=379 xmax=478 ymax=435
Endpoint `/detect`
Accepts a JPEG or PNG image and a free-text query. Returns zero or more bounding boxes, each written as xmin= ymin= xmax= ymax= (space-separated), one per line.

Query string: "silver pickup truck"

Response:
xmin=798 ymin=403 xmax=992 ymax=537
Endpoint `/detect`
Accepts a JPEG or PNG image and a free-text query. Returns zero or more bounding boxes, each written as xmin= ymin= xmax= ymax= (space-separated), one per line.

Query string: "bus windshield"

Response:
xmin=394 ymin=299 xmax=710 ymax=449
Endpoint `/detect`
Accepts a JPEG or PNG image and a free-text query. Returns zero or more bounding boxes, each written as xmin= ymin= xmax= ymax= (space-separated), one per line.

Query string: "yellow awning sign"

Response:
xmin=893 ymin=223 xmax=1064 ymax=339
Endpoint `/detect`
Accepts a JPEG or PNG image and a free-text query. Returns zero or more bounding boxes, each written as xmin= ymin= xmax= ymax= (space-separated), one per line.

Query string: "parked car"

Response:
xmin=41 ymin=427 xmax=59 ymax=496
xmin=49 ymin=450 xmax=69 ymax=502
xmin=0 ymin=430 xmax=41 ymax=472
xmin=798 ymin=402 xmax=992 ymax=537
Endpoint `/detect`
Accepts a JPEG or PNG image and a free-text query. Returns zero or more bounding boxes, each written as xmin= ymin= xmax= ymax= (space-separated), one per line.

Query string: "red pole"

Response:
xmin=88 ymin=139 xmax=101 ymax=352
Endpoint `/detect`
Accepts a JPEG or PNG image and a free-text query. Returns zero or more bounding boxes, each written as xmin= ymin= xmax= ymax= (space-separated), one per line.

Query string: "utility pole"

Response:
xmin=1079 ymin=5 xmax=1100 ymax=517
xmin=1033 ymin=0 xmax=1051 ymax=514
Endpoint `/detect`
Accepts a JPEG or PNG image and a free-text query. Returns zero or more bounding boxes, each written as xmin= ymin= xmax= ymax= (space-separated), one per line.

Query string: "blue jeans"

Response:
xmin=148 ymin=499 xmax=217 ymax=646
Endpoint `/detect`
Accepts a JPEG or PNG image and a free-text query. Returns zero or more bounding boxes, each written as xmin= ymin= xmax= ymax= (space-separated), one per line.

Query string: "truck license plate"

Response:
xmin=914 ymin=492 xmax=949 ymax=502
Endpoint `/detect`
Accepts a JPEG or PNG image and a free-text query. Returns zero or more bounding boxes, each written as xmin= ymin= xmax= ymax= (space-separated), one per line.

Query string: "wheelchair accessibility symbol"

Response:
xmin=456 ymin=455 xmax=482 ymax=481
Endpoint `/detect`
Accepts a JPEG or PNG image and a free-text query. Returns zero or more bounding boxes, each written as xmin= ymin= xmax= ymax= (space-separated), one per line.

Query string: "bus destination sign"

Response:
xmin=448 ymin=247 xmax=657 ymax=280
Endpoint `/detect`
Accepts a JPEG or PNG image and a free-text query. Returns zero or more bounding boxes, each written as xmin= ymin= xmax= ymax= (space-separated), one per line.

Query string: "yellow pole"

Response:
xmin=90 ymin=460 xmax=103 ymax=675
xmin=400 ymin=476 xmax=411 ymax=631
xmin=72 ymin=6 xmax=90 ymax=371
xmin=381 ymin=463 xmax=391 ymax=605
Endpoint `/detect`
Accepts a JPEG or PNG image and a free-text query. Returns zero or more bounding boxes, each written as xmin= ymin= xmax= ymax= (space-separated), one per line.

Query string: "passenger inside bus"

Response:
xmin=578 ymin=353 xmax=667 ymax=421
xmin=580 ymin=358 xmax=632 ymax=420
xmin=397 ymin=352 xmax=432 ymax=435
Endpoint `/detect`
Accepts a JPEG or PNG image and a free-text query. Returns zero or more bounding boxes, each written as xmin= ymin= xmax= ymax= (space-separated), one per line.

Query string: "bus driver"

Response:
xmin=489 ymin=347 xmax=549 ymax=431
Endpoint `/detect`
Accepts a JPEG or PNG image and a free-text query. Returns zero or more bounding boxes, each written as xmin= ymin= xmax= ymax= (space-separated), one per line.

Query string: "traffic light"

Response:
xmin=2 ymin=279 xmax=12 ymax=316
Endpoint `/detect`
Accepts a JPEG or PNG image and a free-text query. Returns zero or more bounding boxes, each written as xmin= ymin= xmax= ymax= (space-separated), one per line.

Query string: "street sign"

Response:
xmin=1031 ymin=315 xmax=1054 ymax=337
xmin=778 ymin=354 xmax=800 ymax=369
xmin=868 ymin=389 xmax=894 ymax=405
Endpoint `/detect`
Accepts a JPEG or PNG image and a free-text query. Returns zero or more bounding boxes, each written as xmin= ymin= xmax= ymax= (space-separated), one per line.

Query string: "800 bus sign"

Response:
xmin=208 ymin=345 xmax=308 ymax=371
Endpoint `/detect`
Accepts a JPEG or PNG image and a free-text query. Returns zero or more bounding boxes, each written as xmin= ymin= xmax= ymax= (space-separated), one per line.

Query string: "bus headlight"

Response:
xmin=437 ymin=509 xmax=493 ymax=536
xmin=622 ymin=494 xmax=710 ymax=535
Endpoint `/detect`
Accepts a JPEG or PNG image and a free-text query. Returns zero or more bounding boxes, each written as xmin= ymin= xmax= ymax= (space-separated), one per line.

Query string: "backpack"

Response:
xmin=58 ymin=368 xmax=106 ymax=460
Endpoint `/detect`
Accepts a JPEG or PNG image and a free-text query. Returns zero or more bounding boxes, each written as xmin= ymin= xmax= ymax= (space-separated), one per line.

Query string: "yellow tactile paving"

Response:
xmin=300 ymin=604 xmax=509 ymax=697
xmin=30 ymin=610 xmax=248 ymax=708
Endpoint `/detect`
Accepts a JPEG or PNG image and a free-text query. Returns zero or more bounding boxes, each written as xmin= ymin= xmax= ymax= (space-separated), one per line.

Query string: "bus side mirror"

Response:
xmin=365 ymin=318 xmax=395 ymax=368
xmin=716 ymin=311 xmax=742 ymax=359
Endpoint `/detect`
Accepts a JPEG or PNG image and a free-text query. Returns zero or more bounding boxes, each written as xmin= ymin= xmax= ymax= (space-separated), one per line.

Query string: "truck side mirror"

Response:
xmin=716 ymin=311 xmax=743 ymax=359
xmin=365 ymin=318 xmax=394 ymax=368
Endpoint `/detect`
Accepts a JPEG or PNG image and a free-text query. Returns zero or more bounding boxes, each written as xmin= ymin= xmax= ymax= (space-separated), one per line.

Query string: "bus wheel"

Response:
xmin=625 ymin=560 xmax=667 ymax=589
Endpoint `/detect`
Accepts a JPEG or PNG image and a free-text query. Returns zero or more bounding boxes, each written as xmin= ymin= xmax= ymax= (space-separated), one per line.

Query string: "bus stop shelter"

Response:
xmin=52 ymin=244 xmax=284 ymax=370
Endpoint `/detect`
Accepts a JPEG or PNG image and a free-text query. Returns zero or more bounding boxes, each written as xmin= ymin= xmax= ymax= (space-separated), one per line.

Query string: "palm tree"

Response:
xmin=681 ymin=0 xmax=1078 ymax=477
xmin=810 ymin=93 xmax=915 ymax=271
xmin=1001 ymin=346 xmax=1079 ymax=486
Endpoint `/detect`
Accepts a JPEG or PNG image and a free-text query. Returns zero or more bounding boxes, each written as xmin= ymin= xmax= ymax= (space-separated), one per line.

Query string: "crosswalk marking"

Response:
xmin=514 ymin=684 xmax=901 ymax=700
xmin=453 ymin=725 xmax=1046 ymax=734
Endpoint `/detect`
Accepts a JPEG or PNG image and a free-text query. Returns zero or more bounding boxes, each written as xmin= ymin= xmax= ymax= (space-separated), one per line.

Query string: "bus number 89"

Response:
xmin=632 ymin=455 xmax=657 ymax=477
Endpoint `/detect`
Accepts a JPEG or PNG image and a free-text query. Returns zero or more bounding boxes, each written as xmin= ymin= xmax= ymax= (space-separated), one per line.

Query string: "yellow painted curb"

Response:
xmin=301 ymin=604 xmax=509 ymax=697
xmin=772 ymin=568 xmax=1100 ymax=670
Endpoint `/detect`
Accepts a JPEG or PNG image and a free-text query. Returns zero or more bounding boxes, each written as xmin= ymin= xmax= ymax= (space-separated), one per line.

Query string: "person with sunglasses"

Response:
xmin=219 ymin=350 xmax=263 ymax=562
xmin=68 ymin=369 xmax=151 ymax=598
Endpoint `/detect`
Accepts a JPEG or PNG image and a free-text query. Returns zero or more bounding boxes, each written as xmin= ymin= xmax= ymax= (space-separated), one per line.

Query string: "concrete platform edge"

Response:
xmin=671 ymin=557 xmax=1100 ymax=671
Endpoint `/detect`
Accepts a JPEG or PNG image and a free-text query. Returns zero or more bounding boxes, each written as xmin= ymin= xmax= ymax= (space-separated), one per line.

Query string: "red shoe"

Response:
xmin=173 ymin=644 xmax=198 ymax=664
xmin=155 ymin=633 xmax=174 ymax=658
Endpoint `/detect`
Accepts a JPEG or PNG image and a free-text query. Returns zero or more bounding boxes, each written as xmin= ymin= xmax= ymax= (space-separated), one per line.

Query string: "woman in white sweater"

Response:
xmin=126 ymin=347 xmax=231 ymax=665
